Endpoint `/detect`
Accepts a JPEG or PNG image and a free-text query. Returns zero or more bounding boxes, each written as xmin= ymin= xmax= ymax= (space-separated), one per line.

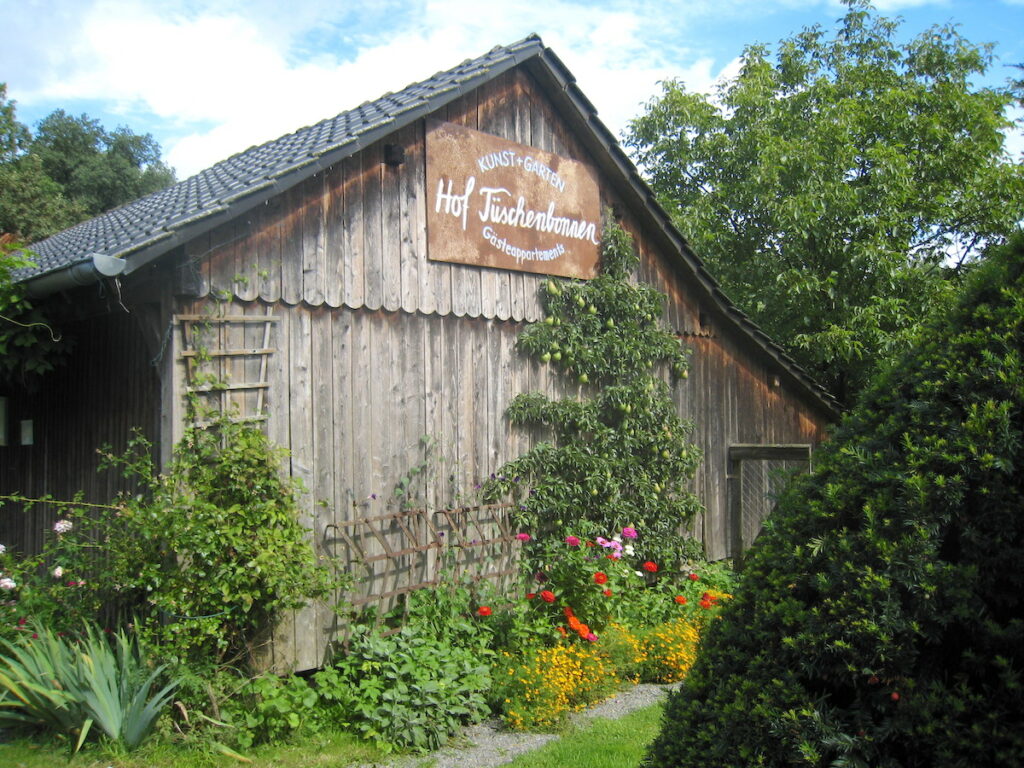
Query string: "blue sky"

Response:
xmin=3 ymin=0 xmax=1022 ymax=178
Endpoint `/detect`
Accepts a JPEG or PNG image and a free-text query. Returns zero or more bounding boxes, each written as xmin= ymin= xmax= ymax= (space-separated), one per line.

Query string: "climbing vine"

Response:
xmin=485 ymin=220 xmax=702 ymax=565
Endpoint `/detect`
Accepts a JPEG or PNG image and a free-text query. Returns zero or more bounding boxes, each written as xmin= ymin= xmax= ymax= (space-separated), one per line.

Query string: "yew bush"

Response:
xmin=646 ymin=235 xmax=1024 ymax=767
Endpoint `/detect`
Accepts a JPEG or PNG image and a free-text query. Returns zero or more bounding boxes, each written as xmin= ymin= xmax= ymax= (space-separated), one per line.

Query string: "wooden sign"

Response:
xmin=426 ymin=120 xmax=601 ymax=279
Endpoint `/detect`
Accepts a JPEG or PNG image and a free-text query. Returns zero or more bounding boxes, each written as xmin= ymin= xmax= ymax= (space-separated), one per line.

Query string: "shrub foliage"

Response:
xmin=485 ymin=220 xmax=702 ymax=565
xmin=645 ymin=236 xmax=1024 ymax=767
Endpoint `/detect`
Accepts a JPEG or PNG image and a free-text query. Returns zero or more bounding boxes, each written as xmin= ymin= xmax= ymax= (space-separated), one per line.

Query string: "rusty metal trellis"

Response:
xmin=325 ymin=503 xmax=520 ymax=622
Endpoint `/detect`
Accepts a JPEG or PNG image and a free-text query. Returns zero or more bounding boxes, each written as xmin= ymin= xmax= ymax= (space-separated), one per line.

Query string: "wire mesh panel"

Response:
xmin=738 ymin=458 xmax=807 ymax=551
xmin=728 ymin=445 xmax=811 ymax=560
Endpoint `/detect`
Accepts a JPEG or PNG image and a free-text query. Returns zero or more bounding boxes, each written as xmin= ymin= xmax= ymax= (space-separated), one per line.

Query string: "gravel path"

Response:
xmin=355 ymin=682 xmax=677 ymax=768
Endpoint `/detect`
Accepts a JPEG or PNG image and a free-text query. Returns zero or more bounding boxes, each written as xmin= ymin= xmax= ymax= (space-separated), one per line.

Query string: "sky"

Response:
xmin=3 ymin=0 xmax=1023 ymax=179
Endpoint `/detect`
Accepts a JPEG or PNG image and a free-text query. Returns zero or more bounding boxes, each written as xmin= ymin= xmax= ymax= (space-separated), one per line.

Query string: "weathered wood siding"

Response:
xmin=170 ymin=65 xmax=833 ymax=670
xmin=0 ymin=311 xmax=160 ymax=552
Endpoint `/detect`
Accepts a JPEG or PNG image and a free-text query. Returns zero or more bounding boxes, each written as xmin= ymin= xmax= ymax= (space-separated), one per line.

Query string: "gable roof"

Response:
xmin=20 ymin=35 xmax=546 ymax=286
xmin=18 ymin=34 xmax=840 ymax=417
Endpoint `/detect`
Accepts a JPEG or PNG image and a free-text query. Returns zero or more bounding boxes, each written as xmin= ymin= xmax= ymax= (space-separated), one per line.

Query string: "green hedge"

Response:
xmin=645 ymin=235 xmax=1024 ymax=768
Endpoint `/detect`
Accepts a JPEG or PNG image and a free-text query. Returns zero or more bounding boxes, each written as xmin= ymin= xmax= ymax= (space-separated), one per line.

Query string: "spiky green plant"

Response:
xmin=0 ymin=624 xmax=178 ymax=751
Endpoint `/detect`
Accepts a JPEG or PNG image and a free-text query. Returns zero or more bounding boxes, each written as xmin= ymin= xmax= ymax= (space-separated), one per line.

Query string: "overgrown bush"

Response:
xmin=315 ymin=623 xmax=492 ymax=753
xmin=645 ymin=236 xmax=1024 ymax=767
xmin=0 ymin=415 xmax=336 ymax=667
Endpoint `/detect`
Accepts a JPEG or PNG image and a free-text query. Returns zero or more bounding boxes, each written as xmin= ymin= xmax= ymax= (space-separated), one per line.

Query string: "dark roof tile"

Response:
xmin=19 ymin=33 xmax=544 ymax=280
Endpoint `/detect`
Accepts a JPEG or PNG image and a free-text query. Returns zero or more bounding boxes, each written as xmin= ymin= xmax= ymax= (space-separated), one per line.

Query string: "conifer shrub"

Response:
xmin=645 ymin=235 xmax=1024 ymax=767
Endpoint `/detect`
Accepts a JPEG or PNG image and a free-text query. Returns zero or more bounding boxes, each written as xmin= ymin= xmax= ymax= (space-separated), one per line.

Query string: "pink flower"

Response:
xmin=585 ymin=632 xmax=598 ymax=642
xmin=565 ymin=535 xmax=581 ymax=547
xmin=609 ymin=550 xmax=622 ymax=560
xmin=621 ymin=527 xmax=638 ymax=539
xmin=515 ymin=532 xmax=531 ymax=542
xmin=0 ymin=577 xmax=15 ymax=590
xmin=52 ymin=566 xmax=64 ymax=579
xmin=53 ymin=519 xmax=72 ymax=534
xmin=596 ymin=536 xmax=609 ymax=547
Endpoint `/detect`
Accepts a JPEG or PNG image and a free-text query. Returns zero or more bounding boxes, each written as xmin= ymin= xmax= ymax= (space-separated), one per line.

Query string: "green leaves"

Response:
xmin=0 ymin=625 xmax=178 ymax=752
xmin=646 ymin=235 xmax=1024 ymax=766
xmin=487 ymin=221 xmax=702 ymax=565
xmin=626 ymin=1 xmax=1024 ymax=404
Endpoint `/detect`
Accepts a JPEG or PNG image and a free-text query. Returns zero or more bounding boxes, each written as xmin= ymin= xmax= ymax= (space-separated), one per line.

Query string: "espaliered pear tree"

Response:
xmin=485 ymin=221 xmax=702 ymax=565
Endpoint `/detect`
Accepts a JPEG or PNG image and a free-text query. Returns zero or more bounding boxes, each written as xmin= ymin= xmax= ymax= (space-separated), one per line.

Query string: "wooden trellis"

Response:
xmin=176 ymin=310 xmax=278 ymax=426
xmin=325 ymin=503 xmax=520 ymax=621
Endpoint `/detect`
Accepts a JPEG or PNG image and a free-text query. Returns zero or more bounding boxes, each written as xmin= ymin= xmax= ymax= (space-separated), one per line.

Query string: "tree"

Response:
xmin=31 ymin=110 xmax=175 ymax=217
xmin=644 ymin=233 xmax=1024 ymax=767
xmin=484 ymin=221 xmax=703 ymax=566
xmin=0 ymin=87 xmax=176 ymax=241
xmin=626 ymin=0 xmax=1024 ymax=404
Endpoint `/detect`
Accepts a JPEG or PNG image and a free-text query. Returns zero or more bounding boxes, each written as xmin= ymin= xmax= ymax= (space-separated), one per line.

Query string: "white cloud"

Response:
xmin=27 ymin=0 xmax=729 ymax=177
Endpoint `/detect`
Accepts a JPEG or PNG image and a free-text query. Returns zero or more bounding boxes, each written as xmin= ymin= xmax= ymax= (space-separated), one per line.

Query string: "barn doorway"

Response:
xmin=727 ymin=444 xmax=812 ymax=563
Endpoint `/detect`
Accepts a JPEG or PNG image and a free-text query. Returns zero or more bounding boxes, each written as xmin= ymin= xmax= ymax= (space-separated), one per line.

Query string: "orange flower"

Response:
xmin=477 ymin=606 xmax=492 ymax=616
xmin=674 ymin=595 xmax=687 ymax=605
xmin=540 ymin=590 xmax=556 ymax=603
xmin=563 ymin=606 xmax=575 ymax=619
xmin=568 ymin=616 xmax=582 ymax=631
xmin=603 ymin=589 xmax=613 ymax=597
xmin=593 ymin=572 xmax=608 ymax=585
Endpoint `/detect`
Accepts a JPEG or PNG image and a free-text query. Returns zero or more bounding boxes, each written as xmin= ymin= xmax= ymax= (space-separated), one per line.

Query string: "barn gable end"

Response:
xmin=3 ymin=36 xmax=837 ymax=671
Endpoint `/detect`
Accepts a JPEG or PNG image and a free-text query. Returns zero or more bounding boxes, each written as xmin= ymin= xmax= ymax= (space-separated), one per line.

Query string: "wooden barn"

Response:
xmin=1 ymin=35 xmax=838 ymax=670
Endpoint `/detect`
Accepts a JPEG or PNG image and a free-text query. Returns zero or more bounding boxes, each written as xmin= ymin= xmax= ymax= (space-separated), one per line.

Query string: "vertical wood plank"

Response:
xmin=382 ymin=144 xmax=403 ymax=312
xmin=342 ymin=154 xmax=365 ymax=309
xmin=362 ymin=143 xmax=385 ymax=311
xmin=303 ymin=174 xmax=327 ymax=306
xmin=287 ymin=306 xmax=316 ymax=670
xmin=234 ymin=215 xmax=259 ymax=302
xmin=258 ymin=197 xmax=283 ymax=302
xmin=409 ymin=120 xmax=436 ymax=316
xmin=281 ymin=185 xmax=303 ymax=305
xmin=311 ymin=307 xmax=335 ymax=663
xmin=324 ymin=163 xmax=346 ymax=308
xmin=397 ymin=125 xmax=420 ymax=314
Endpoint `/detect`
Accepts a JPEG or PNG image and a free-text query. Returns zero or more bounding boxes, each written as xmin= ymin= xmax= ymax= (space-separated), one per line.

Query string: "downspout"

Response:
xmin=22 ymin=253 xmax=127 ymax=299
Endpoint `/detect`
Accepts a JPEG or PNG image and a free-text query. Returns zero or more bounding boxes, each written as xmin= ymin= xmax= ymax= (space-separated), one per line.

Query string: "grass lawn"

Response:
xmin=0 ymin=701 xmax=663 ymax=768
xmin=501 ymin=701 xmax=663 ymax=768
xmin=0 ymin=728 xmax=386 ymax=768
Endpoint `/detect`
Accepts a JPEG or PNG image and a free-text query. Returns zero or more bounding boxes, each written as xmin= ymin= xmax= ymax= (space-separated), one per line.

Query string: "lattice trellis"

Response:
xmin=325 ymin=503 xmax=520 ymax=621
xmin=176 ymin=310 xmax=277 ymax=426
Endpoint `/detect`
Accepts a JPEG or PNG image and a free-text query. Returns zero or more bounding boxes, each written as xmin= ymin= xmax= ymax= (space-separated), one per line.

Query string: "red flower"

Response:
xmin=699 ymin=598 xmax=712 ymax=609
xmin=563 ymin=606 xmax=575 ymax=619
xmin=477 ymin=606 xmax=492 ymax=617
xmin=540 ymin=590 xmax=556 ymax=603
xmin=585 ymin=541 xmax=596 ymax=547
xmin=642 ymin=561 xmax=658 ymax=573
xmin=674 ymin=595 xmax=687 ymax=605
xmin=593 ymin=572 xmax=608 ymax=585
xmin=688 ymin=572 xmax=699 ymax=581
xmin=603 ymin=589 xmax=613 ymax=597
xmin=868 ymin=675 xmax=880 ymax=686
xmin=891 ymin=691 xmax=900 ymax=702
xmin=526 ymin=592 xmax=537 ymax=600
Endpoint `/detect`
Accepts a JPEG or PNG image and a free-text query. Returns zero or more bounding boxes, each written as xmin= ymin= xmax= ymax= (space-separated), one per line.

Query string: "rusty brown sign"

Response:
xmin=426 ymin=119 xmax=601 ymax=279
